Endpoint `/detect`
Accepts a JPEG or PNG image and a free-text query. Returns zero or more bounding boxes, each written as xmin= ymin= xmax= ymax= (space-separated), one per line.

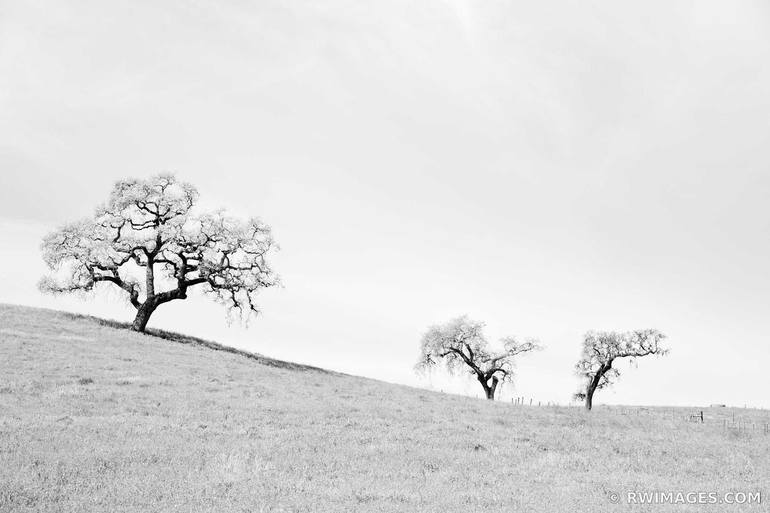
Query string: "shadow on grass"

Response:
xmin=62 ymin=311 xmax=338 ymax=375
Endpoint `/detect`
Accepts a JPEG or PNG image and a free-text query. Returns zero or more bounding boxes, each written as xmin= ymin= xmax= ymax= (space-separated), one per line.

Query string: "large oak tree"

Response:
xmin=574 ymin=329 xmax=667 ymax=410
xmin=416 ymin=316 xmax=540 ymax=400
xmin=40 ymin=174 xmax=279 ymax=332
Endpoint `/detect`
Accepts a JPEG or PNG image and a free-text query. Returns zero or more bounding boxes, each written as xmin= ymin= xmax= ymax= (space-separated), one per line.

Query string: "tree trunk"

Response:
xmin=584 ymin=364 xmax=608 ymax=411
xmin=131 ymin=302 xmax=156 ymax=332
xmin=480 ymin=376 xmax=499 ymax=400
xmin=585 ymin=386 xmax=595 ymax=411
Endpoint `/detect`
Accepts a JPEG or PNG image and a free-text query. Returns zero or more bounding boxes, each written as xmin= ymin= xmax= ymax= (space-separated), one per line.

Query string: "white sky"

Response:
xmin=1 ymin=0 xmax=769 ymax=407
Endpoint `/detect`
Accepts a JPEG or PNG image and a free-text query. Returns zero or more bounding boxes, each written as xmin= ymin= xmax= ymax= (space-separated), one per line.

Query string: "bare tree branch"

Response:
xmin=40 ymin=174 xmax=279 ymax=331
xmin=416 ymin=316 xmax=541 ymax=400
xmin=574 ymin=329 xmax=668 ymax=410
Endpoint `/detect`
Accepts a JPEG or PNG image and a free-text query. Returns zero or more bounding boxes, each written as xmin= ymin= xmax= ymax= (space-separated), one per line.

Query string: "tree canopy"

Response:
xmin=575 ymin=329 xmax=667 ymax=410
xmin=416 ymin=316 xmax=540 ymax=400
xmin=40 ymin=174 xmax=279 ymax=331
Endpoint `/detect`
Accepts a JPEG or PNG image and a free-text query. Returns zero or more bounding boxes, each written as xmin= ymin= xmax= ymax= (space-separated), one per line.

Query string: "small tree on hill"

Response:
xmin=40 ymin=174 xmax=279 ymax=332
xmin=416 ymin=316 xmax=540 ymax=400
xmin=574 ymin=329 xmax=667 ymax=411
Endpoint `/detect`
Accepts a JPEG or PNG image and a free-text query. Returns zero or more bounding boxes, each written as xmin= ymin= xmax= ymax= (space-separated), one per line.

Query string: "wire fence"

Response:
xmin=507 ymin=398 xmax=770 ymax=435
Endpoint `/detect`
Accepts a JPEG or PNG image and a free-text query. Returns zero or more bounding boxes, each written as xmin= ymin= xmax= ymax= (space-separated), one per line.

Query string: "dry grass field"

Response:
xmin=1 ymin=304 xmax=768 ymax=512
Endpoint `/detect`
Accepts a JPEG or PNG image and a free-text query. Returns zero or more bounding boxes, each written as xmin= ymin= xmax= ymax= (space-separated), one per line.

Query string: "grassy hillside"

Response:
xmin=1 ymin=304 xmax=768 ymax=512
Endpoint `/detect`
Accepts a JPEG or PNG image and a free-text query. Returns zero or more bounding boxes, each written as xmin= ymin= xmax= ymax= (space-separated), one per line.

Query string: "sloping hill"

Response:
xmin=0 ymin=304 xmax=767 ymax=512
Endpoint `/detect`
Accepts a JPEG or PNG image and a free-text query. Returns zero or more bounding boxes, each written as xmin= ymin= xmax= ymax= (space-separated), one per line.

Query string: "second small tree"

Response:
xmin=574 ymin=329 xmax=668 ymax=411
xmin=416 ymin=316 xmax=540 ymax=400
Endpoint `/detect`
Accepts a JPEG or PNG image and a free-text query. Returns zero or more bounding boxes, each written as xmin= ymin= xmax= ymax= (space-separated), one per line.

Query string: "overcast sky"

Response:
xmin=1 ymin=0 xmax=769 ymax=407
